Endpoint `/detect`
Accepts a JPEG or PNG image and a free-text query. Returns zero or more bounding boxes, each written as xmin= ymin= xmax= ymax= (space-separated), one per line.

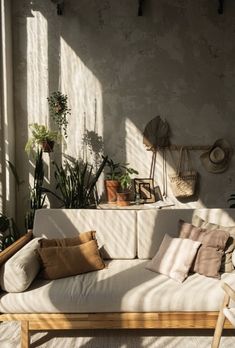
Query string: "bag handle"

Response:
xmin=177 ymin=147 xmax=194 ymax=174
xmin=177 ymin=147 xmax=184 ymax=174
xmin=184 ymin=148 xmax=194 ymax=171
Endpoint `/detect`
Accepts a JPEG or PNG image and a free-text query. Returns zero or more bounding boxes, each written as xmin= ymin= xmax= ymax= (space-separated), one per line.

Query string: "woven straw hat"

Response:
xmin=200 ymin=139 xmax=232 ymax=173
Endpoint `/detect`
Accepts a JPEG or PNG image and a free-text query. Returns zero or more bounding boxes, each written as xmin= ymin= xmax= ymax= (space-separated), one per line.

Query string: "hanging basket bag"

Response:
xmin=169 ymin=147 xmax=197 ymax=199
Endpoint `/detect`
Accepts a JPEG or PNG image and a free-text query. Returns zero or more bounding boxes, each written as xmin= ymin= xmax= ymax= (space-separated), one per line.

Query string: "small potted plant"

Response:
xmin=47 ymin=91 xmax=71 ymax=139
xmin=116 ymin=166 xmax=139 ymax=206
xmin=104 ymin=157 xmax=122 ymax=204
xmin=25 ymin=123 xmax=60 ymax=154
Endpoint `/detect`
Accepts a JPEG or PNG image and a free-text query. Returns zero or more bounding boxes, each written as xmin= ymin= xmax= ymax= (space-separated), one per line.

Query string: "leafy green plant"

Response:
xmin=6 ymin=160 xmax=24 ymax=189
xmin=119 ymin=167 xmax=139 ymax=191
xmin=25 ymin=149 xmax=46 ymax=229
xmin=104 ymin=157 xmax=122 ymax=180
xmin=0 ymin=213 xmax=19 ymax=251
xmin=47 ymin=91 xmax=71 ymax=139
xmin=43 ymin=155 xmax=108 ymax=208
xmin=25 ymin=123 xmax=60 ymax=154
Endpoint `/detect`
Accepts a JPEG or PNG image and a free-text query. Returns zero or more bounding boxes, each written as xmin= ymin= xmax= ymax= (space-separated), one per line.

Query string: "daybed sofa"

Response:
xmin=1 ymin=208 xmax=235 ymax=348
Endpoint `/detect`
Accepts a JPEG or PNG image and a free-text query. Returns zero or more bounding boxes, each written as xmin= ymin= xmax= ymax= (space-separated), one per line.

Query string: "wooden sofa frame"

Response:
xmin=0 ymin=311 xmax=232 ymax=348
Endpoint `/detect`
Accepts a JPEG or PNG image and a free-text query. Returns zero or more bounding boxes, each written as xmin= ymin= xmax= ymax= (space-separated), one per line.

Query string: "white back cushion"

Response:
xmin=137 ymin=209 xmax=235 ymax=259
xmin=33 ymin=209 xmax=137 ymax=259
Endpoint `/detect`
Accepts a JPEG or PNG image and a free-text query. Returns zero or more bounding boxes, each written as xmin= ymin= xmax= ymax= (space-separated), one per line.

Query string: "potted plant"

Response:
xmin=47 ymin=91 xmax=71 ymax=139
xmin=25 ymin=149 xmax=46 ymax=230
xmin=104 ymin=158 xmax=122 ymax=204
xmin=0 ymin=212 xmax=19 ymax=251
xmin=42 ymin=155 xmax=108 ymax=208
xmin=25 ymin=123 xmax=60 ymax=154
xmin=116 ymin=166 xmax=139 ymax=206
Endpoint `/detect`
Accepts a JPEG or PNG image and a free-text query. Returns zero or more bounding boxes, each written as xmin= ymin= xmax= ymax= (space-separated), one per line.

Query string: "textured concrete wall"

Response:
xmin=0 ymin=0 xmax=15 ymax=217
xmin=12 ymin=0 xmax=235 ymax=228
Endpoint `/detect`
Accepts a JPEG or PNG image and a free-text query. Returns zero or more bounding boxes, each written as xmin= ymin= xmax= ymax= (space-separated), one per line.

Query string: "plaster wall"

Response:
xmin=0 ymin=0 xmax=15 ymax=217
xmin=12 ymin=0 xmax=235 ymax=228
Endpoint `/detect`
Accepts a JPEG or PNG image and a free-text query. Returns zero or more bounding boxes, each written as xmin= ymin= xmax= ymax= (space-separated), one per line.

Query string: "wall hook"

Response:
xmin=138 ymin=0 xmax=144 ymax=16
xmin=218 ymin=0 xmax=224 ymax=14
xmin=51 ymin=0 xmax=64 ymax=16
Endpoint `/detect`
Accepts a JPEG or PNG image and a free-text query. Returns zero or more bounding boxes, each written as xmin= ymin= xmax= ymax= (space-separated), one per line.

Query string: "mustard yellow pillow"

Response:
xmin=37 ymin=240 xmax=105 ymax=280
xmin=39 ymin=231 xmax=96 ymax=248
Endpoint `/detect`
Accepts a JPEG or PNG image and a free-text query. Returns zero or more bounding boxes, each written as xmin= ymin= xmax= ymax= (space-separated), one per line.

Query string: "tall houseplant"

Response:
xmin=25 ymin=123 xmax=60 ymax=154
xmin=43 ymin=155 xmax=108 ymax=208
xmin=25 ymin=149 xmax=46 ymax=230
xmin=47 ymin=91 xmax=71 ymax=139
xmin=0 ymin=213 xmax=19 ymax=251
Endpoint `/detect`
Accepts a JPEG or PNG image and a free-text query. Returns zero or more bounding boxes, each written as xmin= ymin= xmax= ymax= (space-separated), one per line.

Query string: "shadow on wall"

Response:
xmin=13 ymin=0 xmax=235 ymax=229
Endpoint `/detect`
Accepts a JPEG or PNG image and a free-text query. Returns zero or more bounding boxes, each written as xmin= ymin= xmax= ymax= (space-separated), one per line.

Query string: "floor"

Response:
xmin=0 ymin=322 xmax=235 ymax=348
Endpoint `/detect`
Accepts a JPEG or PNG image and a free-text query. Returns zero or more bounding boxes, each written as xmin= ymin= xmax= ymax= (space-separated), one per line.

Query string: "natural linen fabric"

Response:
xmin=0 ymin=238 xmax=41 ymax=292
xmin=2 ymin=260 xmax=235 ymax=314
xmin=0 ymin=231 xmax=33 ymax=267
xmin=37 ymin=240 xmax=105 ymax=280
xmin=145 ymin=234 xmax=201 ymax=282
xmin=179 ymin=220 xmax=229 ymax=278
xmin=33 ymin=209 xmax=137 ymax=259
xmin=192 ymin=215 xmax=235 ymax=273
xmin=39 ymin=231 xmax=96 ymax=248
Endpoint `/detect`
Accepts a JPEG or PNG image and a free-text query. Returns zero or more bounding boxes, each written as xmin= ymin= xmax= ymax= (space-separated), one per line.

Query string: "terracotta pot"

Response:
xmin=105 ymin=180 xmax=120 ymax=203
xmin=41 ymin=140 xmax=55 ymax=153
xmin=116 ymin=192 xmax=130 ymax=206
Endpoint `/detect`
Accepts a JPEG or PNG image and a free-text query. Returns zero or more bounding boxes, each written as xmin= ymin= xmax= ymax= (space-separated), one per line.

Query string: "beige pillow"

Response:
xmin=0 ymin=238 xmax=41 ymax=292
xmin=37 ymin=240 xmax=105 ymax=280
xmin=192 ymin=216 xmax=235 ymax=273
xmin=145 ymin=234 xmax=201 ymax=282
xmin=0 ymin=231 xmax=33 ymax=267
xmin=179 ymin=220 xmax=229 ymax=278
xmin=39 ymin=231 xmax=96 ymax=248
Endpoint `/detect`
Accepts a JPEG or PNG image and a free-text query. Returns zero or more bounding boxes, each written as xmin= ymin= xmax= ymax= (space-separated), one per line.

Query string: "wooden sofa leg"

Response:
xmin=211 ymin=293 xmax=230 ymax=348
xmin=21 ymin=321 xmax=30 ymax=348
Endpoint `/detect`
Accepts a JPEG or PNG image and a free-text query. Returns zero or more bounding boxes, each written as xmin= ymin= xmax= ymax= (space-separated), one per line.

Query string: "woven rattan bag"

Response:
xmin=169 ymin=147 xmax=197 ymax=198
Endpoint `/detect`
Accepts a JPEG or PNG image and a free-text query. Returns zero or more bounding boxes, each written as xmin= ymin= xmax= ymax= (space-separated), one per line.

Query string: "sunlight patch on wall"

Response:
xmin=125 ymin=118 xmax=152 ymax=178
xmin=60 ymin=37 xmax=103 ymax=168
xmin=26 ymin=11 xmax=48 ymax=125
xmin=26 ymin=11 xmax=49 ymax=189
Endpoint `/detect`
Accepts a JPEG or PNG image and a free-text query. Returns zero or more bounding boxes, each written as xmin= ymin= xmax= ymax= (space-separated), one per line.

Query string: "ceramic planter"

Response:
xmin=116 ymin=192 xmax=130 ymax=206
xmin=105 ymin=180 xmax=120 ymax=203
xmin=41 ymin=140 xmax=55 ymax=153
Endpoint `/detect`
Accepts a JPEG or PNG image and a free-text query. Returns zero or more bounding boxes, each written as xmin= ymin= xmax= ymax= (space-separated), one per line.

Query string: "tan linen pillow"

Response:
xmin=0 ymin=238 xmax=41 ymax=292
xmin=0 ymin=231 xmax=33 ymax=267
xmin=194 ymin=246 xmax=223 ymax=278
xmin=145 ymin=234 xmax=201 ymax=283
xmin=192 ymin=216 xmax=235 ymax=273
xmin=37 ymin=240 xmax=105 ymax=280
xmin=179 ymin=220 xmax=229 ymax=278
xmin=39 ymin=231 xmax=96 ymax=248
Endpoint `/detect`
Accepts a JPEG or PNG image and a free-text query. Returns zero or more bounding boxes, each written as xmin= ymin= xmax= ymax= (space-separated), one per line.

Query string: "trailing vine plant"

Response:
xmin=47 ymin=91 xmax=71 ymax=139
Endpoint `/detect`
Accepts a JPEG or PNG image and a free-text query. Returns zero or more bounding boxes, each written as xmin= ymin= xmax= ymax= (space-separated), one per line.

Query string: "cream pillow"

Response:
xmin=146 ymin=234 xmax=201 ymax=282
xmin=0 ymin=238 xmax=41 ymax=292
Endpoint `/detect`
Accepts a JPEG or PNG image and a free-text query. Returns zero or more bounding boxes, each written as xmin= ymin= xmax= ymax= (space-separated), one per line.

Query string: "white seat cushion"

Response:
xmin=1 ymin=260 xmax=235 ymax=313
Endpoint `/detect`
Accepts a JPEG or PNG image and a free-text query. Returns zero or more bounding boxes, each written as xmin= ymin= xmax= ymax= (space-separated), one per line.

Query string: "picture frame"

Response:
xmin=134 ymin=178 xmax=156 ymax=203
xmin=154 ymin=185 xmax=163 ymax=202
